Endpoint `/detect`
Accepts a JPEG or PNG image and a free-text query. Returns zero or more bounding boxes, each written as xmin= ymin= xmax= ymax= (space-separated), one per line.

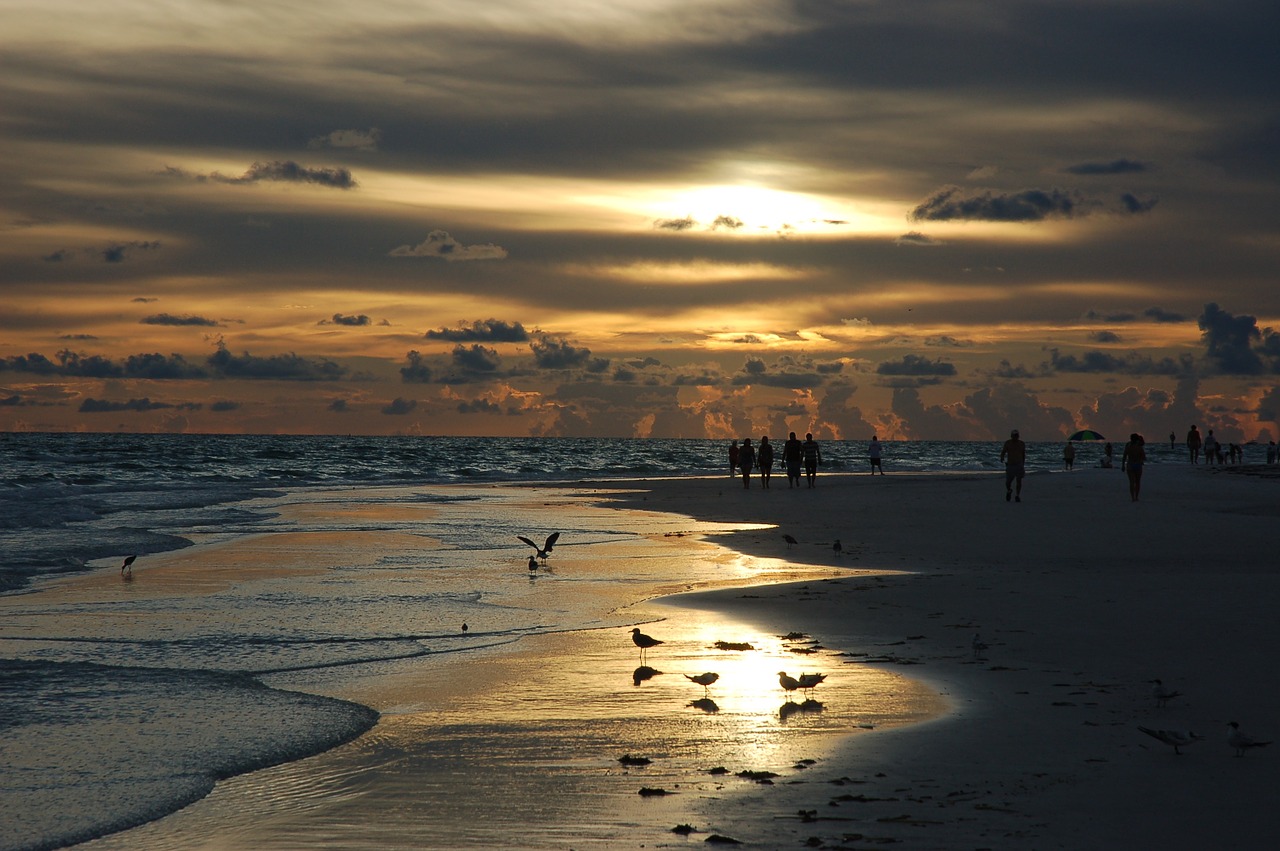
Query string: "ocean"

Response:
xmin=0 ymin=433 xmax=1179 ymax=850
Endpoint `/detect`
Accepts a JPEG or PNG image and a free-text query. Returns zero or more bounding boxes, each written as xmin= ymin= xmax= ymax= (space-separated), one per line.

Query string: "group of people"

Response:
xmin=1004 ymin=429 xmax=1149 ymax=503
xmin=728 ymin=432 xmax=824 ymax=488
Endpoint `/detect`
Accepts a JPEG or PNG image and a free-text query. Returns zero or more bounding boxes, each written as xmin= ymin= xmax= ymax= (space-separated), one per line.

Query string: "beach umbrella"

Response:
xmin=1068 ymin=429 xmax=1106 ymax=441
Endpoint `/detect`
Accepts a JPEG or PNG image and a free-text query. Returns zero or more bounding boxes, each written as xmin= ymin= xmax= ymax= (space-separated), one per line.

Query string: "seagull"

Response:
xmin=630 ymin=627 xmax=663 ymax=663
xmin=1138 ymin=726 xmax=1203 ymax=755
xmin=518 ymin=532 xmax=560 ymax=561
xmin=782 ymin=534 xmax=798 ymax=547
xmin=971 ymin=633 xmax=989 ymax=660
xmin=685 ymin=672 xmax=719 ymax=695
xmin=120 ymin=555 xmax=137 ymax=576
xmin=527 ymin=554 xmax=540 ymax=576
xmin=1149 ymin=679 xmax=1182 ymax=707
xmin=1227 ymin=722 xmax=1272 ymax=757
xmin=778 ymin=671 xmax=802 ymax=698
xmin=797 ymin=672 xmax=826 ymax=697
xmin=832 ymin=539 xmax=843 ymax=556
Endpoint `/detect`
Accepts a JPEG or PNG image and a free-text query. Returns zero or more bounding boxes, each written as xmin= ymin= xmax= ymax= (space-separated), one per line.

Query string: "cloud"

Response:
xmin=457 ymin=398 xmax=502 ymax=415
xmin=531 ymin=336 xmax=608 ymax=372
xmin=732 ymin=354 xmax=828 ymax=389
xmin=207 ymin=342 xmax=346 ymax=380
xmin=425 ymin=319 xmax=530 ymax=342
xmin=1089 ymin=330 xmax=1122 ymax=343
xmin=45 ymin=242 xmax=162 ymax=263
xmin=328 ymin=399 xmax=349 ymax=412
xmin=400 ymin=350 xmax=433 ymax=383
xmin=322 ymin=313 xmax=371 ymax=326
xmin=710 ymin=215 xmax=744 ymax=230
xmin=389 ymin=230 xmax=508 ymax=261
xmin=308 ymin=127 xmax=382 ymax=151
xmin=1044 ymin=348 xmax=1194 ymax=375
xmin=124 ymin=352 xmax=208 ymax=379
xmin=653 ymin=216 xmax=697 ymax=231
xmin=141 ymin=313 xmax=220 ymax=327
xmin=1064 ymin=158 xmax=1148 ymax=175
xmin=909 ymin=186 xmax=1083 ymax=222
xmin=876 ymin=354 xmax=957 ymax=376
xmin=895 ymin=231 xmax=943 ymax=247
xmin=381 ymin=397 xmax=417 ymax=415
xmin=1144 ymin=307 xmax=1188 ymax=323
xmin=892 ymin=383 xmax=1074 ymax=441
xmin=451 ymin=343 xmax=501 ymax=372
xmin=1 ymin=394 xmax=21 ymax=406
xmin=1198 ymin=302 xmax=1280 ymax=374
xmin=210 ymin=400 xmax=241 ymax=412
xmin=1120 ymin=193 xmax=1158 ymax=214
xmin=79 ymin=397 xmax=174 ymax=413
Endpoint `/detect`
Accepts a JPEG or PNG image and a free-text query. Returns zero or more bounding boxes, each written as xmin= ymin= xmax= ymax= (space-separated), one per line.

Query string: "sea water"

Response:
xmin=0 ymin=433 xmax=1165 ymax=850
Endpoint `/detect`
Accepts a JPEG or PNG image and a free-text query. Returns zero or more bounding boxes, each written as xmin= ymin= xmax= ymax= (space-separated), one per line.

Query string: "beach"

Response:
xmin=5 ymin=457 xmax=1279 ymax=849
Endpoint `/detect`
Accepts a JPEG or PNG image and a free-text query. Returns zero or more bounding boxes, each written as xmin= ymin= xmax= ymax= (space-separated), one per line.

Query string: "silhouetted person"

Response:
xmin=802 ymin=433 xmax=822 ymax=487
xmin=1000 ymin=429 xmax=1026 ymax=502
xmin=784 ymin=432 xmax=803 ymax=488
xmin=739 ymin=438 xmax=755 ymax=489
xmin=1203 ymin=429 xmax=1219 ymax=465
xmin=757 ymin=435 xmax=774 ymax=488
xmin=1170 ymin=431 xmax=1176 ymax=449
xmin=1063 ymin=441 xmax=1075 ymax=470
xmin=868 ymin=435 xmax=884 ymax=474
xmin=1187 ymin=425 xmax=1201 ymax=464
xmin=1122 ymin=433 xmax=1146 ymax=501
xmin=727 ymin=441 xmax=739 ymax=477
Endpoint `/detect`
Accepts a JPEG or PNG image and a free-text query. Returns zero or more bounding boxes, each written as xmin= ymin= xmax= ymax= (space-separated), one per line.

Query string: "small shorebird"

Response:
xmin=832 ymin=539 xmax=842 ymax=556
xmin=971 ymin=633 xmax=989 ymax=660
xmin=782 ymin=534 xmax=798 ymax=547
xmin=1227 ymin=722 xmax=1272 ymax=757
xmin=120 ymin=555 xmax=137 ymax=576
xmin=778 ymin=671 xmax=802 ymax=698
xmin=798 ymin=672 xmax=826 ymax=697
xmin=1149 ymin=679 xmax=1181 ymax=707
xmin=630 ymin=627 xmax=663 ymax=663
xmin=1138 ymin=726 xmax=1203 ymax=755
xmin=518 ymin=532 xmax=560 ymax=561
xmin=685 ymin=672 xmax=719 ymax=696
xmin=527 ymin=554 xmax=540 ymax=576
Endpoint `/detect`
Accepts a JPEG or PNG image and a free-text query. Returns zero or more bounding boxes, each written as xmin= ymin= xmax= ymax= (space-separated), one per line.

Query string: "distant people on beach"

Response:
xmin=1102 ymin=442 xmax=1114 ymax=468
xmin=1122 ymin=433 xmax=1146 ymax=502
xmin=1268 ymin=441 xmax=1277 ymax=464
xmin=738 ymin=438 xmax=755 ymax=489
xmin=868 ymin=435 xmax=884 ymax=475
xmin=1063 ymin=441 xmax=1075 ymax=470
xmin=784 ymin=432 xmax=803 ymax=488
xmin=802 ymin=433 xmax=822 ymax=487
xmin=1187 ymin=425 xmax=1202 ymax=464
xmin=1203 ymin=429 xmax=1219 ymax=465
xmin=1169 ymin=431 xmax=1176 ymax=448
xmin=1000 ymin=429 xmax=1026 ymax=502
xmin=728 ymin=441 xmax=739 ymax=477
xmin=757 ymin=435 xmax=774 ymax=487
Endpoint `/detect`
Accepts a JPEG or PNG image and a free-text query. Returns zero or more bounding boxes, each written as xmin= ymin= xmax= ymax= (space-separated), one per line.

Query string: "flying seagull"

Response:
xmin=685 ymin=672 xmax=719 ymax=696
xmin=1150 ymin=679 xmax=1182 ymax=707
xmin=630 ymin=627 xmax=663 ymax=663
xmin=1227 ymin=722 xmax=1272 ymax=757
xmin=1138 ymin=726 xmax=1203 ymax=755
xmin=120 ymin=555 xmax=137 ymax=576
xmin=518 ymin=532 xmax=560 ymax=561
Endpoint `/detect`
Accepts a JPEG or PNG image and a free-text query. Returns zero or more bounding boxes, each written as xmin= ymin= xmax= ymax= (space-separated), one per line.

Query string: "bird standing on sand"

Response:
xmin=1138 ymin=726 xmax=1203 ymax=755
xmin=797 ymin=672 xmax=826 ymax=697
xmin=518 ymin=532 xmax=560 ymax=561
xmin=120 ymin=555 xmax=137 ymax=576
xmin=971 ymin=634 xmax=989 ymax=660
xmin=782 ymin=534 xmax=798 ymax=547
xmin=1227 ymin=722 xmax=1271 ymax=757
xmin=1149 ymin=679 xmax=1181 ymax=707
xmin=527 ymin=554 xmax=539 ymax=576
xmin=630 ymin=627 xmax=663 ymax=663
xmin=778 ymin=671 xmax=802 ymax=699
xmin=685 ymin=672 xmax=719 ymax=696
xmin=832 ymin=539 xmax=842 ymax=556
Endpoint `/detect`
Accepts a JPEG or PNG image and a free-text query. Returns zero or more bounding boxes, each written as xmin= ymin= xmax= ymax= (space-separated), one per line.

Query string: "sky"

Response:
xmin=3 ymin=0 xmax=1279 ymax=441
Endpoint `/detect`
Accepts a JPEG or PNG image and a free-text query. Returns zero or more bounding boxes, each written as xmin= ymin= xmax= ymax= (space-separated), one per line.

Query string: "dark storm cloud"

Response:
xmin=400 ymin=351 xmax=433 ymax=383
xmin=531 ymin=336 xmax=608 ymax=372
xmin=876 ymin=354 xmax=957 ymax=376
xmin=1198 ymin=302 xmax=1280 ymax=374
xmin=451 ymin=344 xmax=501 ymax=372
xmin=909 ymin=187 xmax=1084 ymax=223
xmin=141 ymin=313 xmax=220 ymax=327
xmin=207 ymin=343 xmax=346 ymax=380
xmin=381 ymin=397 xmax=417 ymax=415
xmin=1089 ymin=331 xmax=1122 ymax=343
xmin=1064 ymin=159 xmax=1148 ymax=175
xmin=1044 ymin=349 xmax=1193 ymax=376
xmin=425 ymin=319 xmax=530 ymax=343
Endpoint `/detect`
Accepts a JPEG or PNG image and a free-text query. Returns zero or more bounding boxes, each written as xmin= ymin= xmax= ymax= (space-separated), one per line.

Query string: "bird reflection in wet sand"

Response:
xmin=685 ymin=671 xmax=719 ymax=696
xmin=779 ymin=699 xmax=824 ymax=720
xmin=630 ymin=627 xmax=663 ymax=663
xmin=689 ymin=697 xmax=719 ymax=713
xmin=633 ymin=666 xmax=662 ymax=686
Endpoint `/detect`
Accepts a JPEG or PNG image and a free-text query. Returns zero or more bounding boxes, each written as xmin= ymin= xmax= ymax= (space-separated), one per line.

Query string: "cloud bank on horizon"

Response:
xmin=2 ymin=0 xmax=1278 ymax=441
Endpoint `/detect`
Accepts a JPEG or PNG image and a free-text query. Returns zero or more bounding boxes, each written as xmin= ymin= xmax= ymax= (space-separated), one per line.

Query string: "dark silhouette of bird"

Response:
xmin=527 ymin=554 xmax=540 ymax=576
xmin=782 ymin=534 xmax=798 ymax=547
xmin=1149 ymin=679 xmax=1181 ymax=707
xmin=797 ymin=672 xmax=826 ymax=697
xmin=972 ymin=634 xmax=989 ymax=660
xmin=461 ymin=623 xmax=468 ymax=632
xmin=120 ymin=555 xmax=137 ymax=576
xmin=630 ymin=627 xmax=663 ymax=663
xmin=1227 ymin=722 xmax=1271 ymax=757
xmin=518 ymin=532 xmax=560 ymax=561
xmin=685 ymin=672 xmax=719 ymax=696
xmin=778 ymin=671 xmax=802 ymax=698
xmin=832 ymin=539 xmax=842 ymax=556
xmin=1138 ymin=726 xmax=1203 ymax=755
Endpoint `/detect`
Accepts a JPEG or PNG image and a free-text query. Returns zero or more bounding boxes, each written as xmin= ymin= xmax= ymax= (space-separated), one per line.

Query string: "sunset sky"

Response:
xmin=3 ymin=0 xmax=1278 ymax=441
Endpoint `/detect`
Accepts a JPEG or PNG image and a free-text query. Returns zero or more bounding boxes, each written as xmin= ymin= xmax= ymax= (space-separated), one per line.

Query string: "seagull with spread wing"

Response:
xmin=518 ymin=531 xmax=560 ymax=561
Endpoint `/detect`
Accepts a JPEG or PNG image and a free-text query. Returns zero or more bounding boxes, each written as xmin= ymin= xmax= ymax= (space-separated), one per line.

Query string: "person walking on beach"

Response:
xmin=783 ymin=431 xmax=803 ymax=488
xmin=738 ymin=438 xmax=755 ymax=489
xmin=1063 ymin=441 xmax=1075 ymax=470
xmin=757 ymin=435 xmax=774 ymax=488
xmin=1122 ymin=433 xmax=1146 ymax=501
xmin=727 ymin=441 xmax=739 ymax=477
xmin=1187 ymin=425 xmax=1201 ymax=464
xmin=802 ymin=432 xmax=822 ymax=487
xmin=1203 ymin=429 xmax=1219 ymax=465
xmin=1000 ymin=429 xmax=1026 ymax=502
xmin=868 ymin=435 xmax=884 ymax=475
